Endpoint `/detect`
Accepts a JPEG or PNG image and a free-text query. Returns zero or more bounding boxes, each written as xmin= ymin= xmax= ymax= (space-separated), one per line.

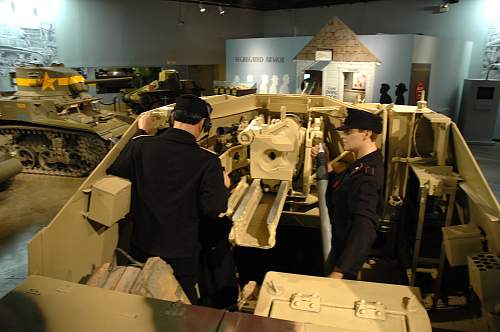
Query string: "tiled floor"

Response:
xmin=0 ymin=174 xmax=83 ymax=298
xmin=469 ymin=143 xmax=500 ymax=201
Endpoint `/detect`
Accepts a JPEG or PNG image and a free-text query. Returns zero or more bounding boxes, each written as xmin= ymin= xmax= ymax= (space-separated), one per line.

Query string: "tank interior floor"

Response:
xmin=0 ymin=142 xmax=498 ymax=331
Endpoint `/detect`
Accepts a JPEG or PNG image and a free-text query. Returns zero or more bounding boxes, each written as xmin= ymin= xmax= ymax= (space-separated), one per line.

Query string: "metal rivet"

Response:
xmin=376 ymin=311 xmax=382 ymax=316
xmin=293 ymin=301 xmax=301 ymax=307
xmin=359 ymin=309 xmax=366 ymax=314
xmin=309 ymin=303 xmax=316 ymax=309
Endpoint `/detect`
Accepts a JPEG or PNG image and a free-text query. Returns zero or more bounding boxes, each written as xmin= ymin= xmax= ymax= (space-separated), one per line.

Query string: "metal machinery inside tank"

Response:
xmin=7 ymin=94 xmax=498 ymax=331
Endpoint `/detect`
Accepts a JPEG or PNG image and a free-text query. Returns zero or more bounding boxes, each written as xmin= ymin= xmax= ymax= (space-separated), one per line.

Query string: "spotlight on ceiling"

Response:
xmin=437 ymin=0 xmax=459 ymax=13
xmin=218 ymin=5 xmax=225 ymax=15
xmin=199 ymin=2 xmax=206 ymax=13
xmin=438 ymin=3 xmax=449 ymax=13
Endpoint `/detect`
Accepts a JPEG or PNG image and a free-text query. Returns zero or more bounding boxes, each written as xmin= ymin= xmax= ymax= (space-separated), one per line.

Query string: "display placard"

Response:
xmin=315 ymin=50 xmax=332 ymax=61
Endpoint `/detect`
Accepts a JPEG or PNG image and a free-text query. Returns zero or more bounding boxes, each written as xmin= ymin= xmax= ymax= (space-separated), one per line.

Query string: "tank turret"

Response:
xmin=122 ymin=69 xmax=203 ymax=114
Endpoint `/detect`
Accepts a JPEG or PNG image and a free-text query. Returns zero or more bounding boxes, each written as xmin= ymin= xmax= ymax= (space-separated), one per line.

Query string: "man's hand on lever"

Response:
xmin=311 ymin=144 xmax=330 ymax=170
xmin=138 ymin=111 xmax=158 ymax=136
xmin=329 ymin=271 xmax=344 ymax=279
xmin=311 ymin=144 xmax=328 ymax=159
xmin=311 ymin=144 xmax=348 ymax=174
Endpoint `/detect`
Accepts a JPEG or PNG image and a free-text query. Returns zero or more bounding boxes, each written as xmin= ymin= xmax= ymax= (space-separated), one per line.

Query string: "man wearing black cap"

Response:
xmin=108 ymin=94 xmax=231 ymax=304
xmin=314 ymin=108 xmax=384 ymax=280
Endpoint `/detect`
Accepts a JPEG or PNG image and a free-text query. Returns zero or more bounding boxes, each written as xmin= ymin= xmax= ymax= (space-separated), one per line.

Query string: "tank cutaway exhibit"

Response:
xmin=0 ymin=65 xmax=134 ymax=177
xmin=16 ymin=94 xmax=500 ymax=330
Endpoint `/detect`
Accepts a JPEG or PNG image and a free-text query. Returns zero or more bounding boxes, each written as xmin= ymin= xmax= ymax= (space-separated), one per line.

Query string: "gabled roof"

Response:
xmin=294 ymin=17 xmax=380 ymax=63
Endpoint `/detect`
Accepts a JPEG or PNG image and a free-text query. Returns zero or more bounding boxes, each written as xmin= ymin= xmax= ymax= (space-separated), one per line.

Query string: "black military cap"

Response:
xmin=335 ymin=108 xmax=382 ymax=134
xmin=173 ymin=94 xmax=212 ymax=118
xmin=396 ymin=83 xmax=408 ymax=91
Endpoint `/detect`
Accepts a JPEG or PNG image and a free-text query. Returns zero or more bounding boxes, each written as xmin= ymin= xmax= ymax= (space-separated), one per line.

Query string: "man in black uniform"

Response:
xmin=108 ymin=95 xmax=230 ymax=304
xmin=314 ymin=108 xmax=384 ymax=280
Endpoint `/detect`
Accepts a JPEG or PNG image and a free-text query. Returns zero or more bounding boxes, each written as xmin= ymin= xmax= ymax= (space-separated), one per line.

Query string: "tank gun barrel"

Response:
xmin=85 ymin=77 xmax=133 ymax=85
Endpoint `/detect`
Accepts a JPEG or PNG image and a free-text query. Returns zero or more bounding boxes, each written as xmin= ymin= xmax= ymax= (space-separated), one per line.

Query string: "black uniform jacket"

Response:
xmin=325 ymin=150 xmax=384 ymax=277
xmin=108 ymin=128 xmax=229 ymax=259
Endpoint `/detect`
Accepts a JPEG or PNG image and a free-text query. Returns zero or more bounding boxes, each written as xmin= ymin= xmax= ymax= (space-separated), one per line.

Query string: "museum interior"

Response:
xmin=0 ymin=0 xmax=499 ymax=331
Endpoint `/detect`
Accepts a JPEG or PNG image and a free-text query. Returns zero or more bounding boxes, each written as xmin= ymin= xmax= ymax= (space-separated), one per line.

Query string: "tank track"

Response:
xmin=0 ymin=125 xmax=110 ymax=177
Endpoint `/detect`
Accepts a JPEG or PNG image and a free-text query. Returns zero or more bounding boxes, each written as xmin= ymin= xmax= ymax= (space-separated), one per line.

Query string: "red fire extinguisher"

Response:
xmin=416 ymin=81 xmax=425 ymax=101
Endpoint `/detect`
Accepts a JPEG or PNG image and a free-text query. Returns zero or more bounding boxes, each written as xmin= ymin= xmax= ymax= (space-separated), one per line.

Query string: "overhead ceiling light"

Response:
xmin=437 ymin=0 xmax=459 ymax=13
xmin=218 ymin=5 xmax=225 ymax=14
xmin=199 ymin=2 xmax=206 ymax=12
xmin=438 ymin=3 xmax=449 ymax=13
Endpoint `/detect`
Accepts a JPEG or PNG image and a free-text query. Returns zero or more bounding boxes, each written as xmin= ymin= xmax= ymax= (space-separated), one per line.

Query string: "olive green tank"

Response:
xmin=122 ymin=69 xmax=203 ymax=114
xmin=0 ymin=65 xmax=133 ymax=177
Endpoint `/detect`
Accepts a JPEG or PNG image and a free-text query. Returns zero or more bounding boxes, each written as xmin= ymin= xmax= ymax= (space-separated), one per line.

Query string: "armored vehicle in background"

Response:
xmin=94 ymin=67 xmax=136 ymax=94
xmin=122 ymin=69 xmax=203 ymax=114
xmin=0 ymin=65 xmax=133 ymax=177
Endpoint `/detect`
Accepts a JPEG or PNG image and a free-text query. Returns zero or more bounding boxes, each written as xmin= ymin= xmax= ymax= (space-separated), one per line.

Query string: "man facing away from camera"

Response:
xmin=109 ymin=95 xmax=235 ymax=305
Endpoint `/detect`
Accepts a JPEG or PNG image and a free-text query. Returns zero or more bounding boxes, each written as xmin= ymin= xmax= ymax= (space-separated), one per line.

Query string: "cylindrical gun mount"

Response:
xmin=216 ymin=125 xmax=238 ymax=136
xmin=0 ymin=157 xmax=22 ymax=183
xmin=316 ymin=143 xmax=332 ymax=275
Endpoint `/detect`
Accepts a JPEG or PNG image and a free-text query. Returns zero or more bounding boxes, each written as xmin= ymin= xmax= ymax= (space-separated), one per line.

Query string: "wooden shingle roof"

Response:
xmin=294 ymin=17 xmax=380 ymax=63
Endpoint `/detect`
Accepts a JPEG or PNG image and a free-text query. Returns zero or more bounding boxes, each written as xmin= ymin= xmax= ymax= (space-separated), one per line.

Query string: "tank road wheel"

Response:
xmin=68 ymin=153 xmax=91 ymax=175
xmin=16 ymin=147 xmax=36 ymax=169
xmin=38 ymin=151 xmax=59 ymax=171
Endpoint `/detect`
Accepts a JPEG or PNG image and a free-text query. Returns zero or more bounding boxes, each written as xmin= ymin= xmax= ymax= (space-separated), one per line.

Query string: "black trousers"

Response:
xmin=198 ymin=241 xmax=238 ymax=309
xmin=130 ymin=244 xmax=199 ymax=304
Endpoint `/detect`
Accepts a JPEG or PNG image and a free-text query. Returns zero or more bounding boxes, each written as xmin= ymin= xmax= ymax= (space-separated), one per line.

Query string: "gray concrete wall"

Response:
xmin=224 ymin=33 xmax=471 ymax=113
xmin=55 ymin=0 xmax=488 ymax=79
xmin=261 ymin=0 xmax=487 ymax=79
xmin=413 ymin=36 xmax=473 ymax=118
xmin=226 ymin=36 xmax=312 ymax=93
xmin=55 ymin=0 xmax=262 ymax=67
xmin=358 ymin=35 xmax=414 ymax=104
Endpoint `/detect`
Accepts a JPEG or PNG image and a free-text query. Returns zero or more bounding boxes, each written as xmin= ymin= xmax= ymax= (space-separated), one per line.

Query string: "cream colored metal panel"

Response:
xmin=27 ymin=230 xmax=44 ymax=276
xmin=210 ymin=94 xmax=259 ymax=119
xmin=87 ymin=176 xmax=131 ymax=227
xmin=0 ymin=275 xmax=224 ymax=332
xmin=451 ymin=124 xmax=499 ymax=215
xmin=451 ymin=124 xmax=500 ymax=255
xmin=32 ymin=195 xmax=118 ymax=282
xmin=442 ymin=224 xmax=482 ymax=266
xmin=254 ymin=272 xmax=431 ymax=332
xmin=27 ymin=113 xmax=141 ymax=282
